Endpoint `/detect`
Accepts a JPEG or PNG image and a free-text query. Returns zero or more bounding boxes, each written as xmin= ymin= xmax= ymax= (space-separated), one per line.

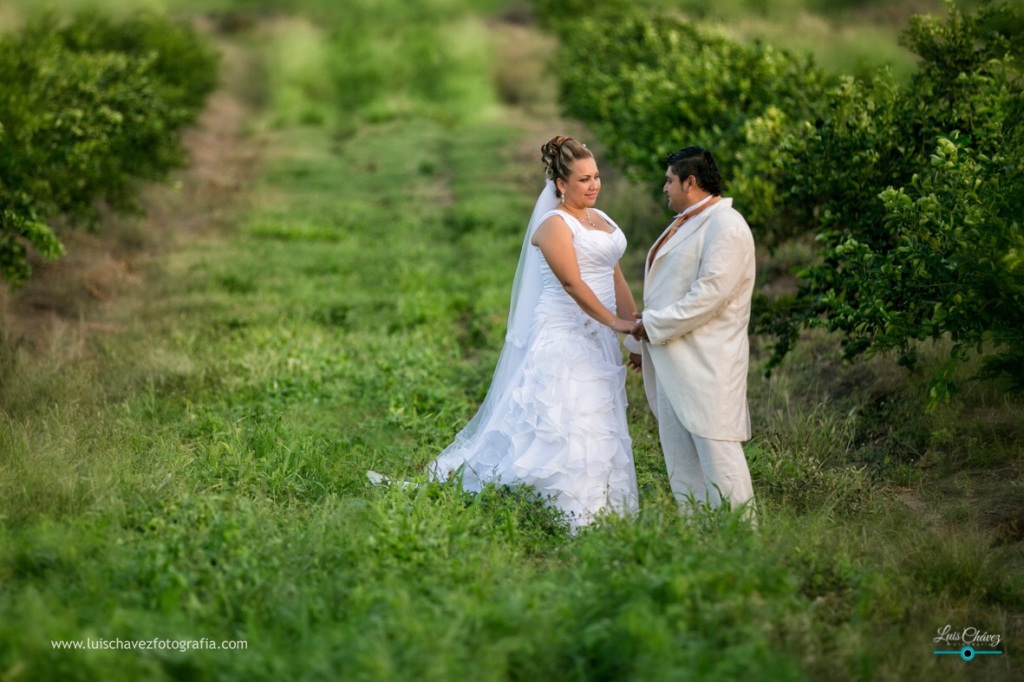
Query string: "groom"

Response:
xmin=627 ymin=146 xmax=756 ymax=515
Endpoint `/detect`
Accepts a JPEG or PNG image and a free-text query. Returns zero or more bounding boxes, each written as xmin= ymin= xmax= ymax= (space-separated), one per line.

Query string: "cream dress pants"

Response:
xmin=655 ymin=377 xmax=755 ymax=513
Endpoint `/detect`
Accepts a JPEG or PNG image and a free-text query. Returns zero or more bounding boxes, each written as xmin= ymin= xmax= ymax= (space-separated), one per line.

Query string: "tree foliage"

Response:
xmin=770 ymin=1 xmax=1023 ymax=403
xmin=544 ymin=0 xmax=1023 ymax=405
xmin=0 ymin=11 xmax=218 ymax=288
xmin=555 ymin=8 xmax=831 ymax=246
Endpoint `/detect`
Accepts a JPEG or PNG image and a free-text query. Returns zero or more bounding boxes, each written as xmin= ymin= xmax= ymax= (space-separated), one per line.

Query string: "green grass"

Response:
xmin=2 ymin=1 xmax=1023 ymax=680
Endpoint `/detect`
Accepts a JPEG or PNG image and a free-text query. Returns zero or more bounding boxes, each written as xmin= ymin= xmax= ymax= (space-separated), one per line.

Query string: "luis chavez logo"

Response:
xmin=933 ymin=625 xmax=1004 ymax=661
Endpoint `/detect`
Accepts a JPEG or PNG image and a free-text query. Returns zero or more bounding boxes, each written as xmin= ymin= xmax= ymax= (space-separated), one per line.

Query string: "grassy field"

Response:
xmin=2 ymin=0 xmax=1023 ymax=680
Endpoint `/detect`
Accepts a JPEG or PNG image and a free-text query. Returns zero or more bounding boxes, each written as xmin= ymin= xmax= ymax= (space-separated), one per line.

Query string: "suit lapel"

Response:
xmin=644 ymin=222 xmax=677 ymax=277
xmin=665 ymin=210 xmax=712 ymax=251
xmin=646 ymin=203 xmax=720 ymax=275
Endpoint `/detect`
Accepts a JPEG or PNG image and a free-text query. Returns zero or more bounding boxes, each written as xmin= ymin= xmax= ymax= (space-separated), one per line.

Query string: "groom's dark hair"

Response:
xmin=667 ymin=146 xmax=724 ymax=195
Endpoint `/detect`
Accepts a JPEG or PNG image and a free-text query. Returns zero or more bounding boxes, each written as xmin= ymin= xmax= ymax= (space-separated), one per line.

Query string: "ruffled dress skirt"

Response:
xmin=432 ymin=307 xmax=639 ymax=532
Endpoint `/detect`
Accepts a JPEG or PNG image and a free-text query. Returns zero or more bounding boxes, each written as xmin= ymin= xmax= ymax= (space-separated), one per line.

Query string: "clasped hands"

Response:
xmin=611 ymin=314 xmax=649 ymax=342
xmin=610 ymin=313 xmax=649 ymax=374
xmin=631 ymin=312 xmax=649 ymax=342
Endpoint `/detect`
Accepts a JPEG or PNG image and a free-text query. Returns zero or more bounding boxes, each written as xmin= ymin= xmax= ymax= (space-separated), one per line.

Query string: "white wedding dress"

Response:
xmin=431 ymin=198 xmax=639 ymax=531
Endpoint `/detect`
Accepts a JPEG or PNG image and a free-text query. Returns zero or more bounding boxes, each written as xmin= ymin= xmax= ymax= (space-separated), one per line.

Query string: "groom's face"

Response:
xmin=663 ymin=168 xmax=692 ymax=214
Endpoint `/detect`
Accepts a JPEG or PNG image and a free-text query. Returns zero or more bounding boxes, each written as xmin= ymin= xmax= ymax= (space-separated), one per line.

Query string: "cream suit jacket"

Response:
xmin=633 ymin=198 xmax=755 ymax=441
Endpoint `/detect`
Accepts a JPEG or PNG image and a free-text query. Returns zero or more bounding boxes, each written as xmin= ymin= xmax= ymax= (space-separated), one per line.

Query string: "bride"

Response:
xmin=430 ymin=136 xmax=640 ymax=531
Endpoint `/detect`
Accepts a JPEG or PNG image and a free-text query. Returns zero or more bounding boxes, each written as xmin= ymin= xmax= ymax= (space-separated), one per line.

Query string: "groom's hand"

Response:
xmin=631 ymin=315 xmax=650 ymax=342
xmin=627 ymin=353 xmax=642 ymax=373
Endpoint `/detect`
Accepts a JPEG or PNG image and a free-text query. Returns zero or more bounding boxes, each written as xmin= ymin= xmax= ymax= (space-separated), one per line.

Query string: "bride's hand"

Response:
xmin=611 ymin=318 xmax=638 ymax=334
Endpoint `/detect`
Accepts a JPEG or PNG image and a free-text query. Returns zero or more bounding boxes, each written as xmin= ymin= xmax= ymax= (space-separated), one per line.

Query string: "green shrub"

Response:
xmin=53 ymin=10 xmax=220 ymax=116
xmin=0 ymin=11 xmax=218 ymax=288
xmin=555 ymin=8 xmax=832 ymax=247
xmin=546 ymin=0 xmax=1023 ymax=404
xmin=757 ymin=0 xmax=1024 ymax=402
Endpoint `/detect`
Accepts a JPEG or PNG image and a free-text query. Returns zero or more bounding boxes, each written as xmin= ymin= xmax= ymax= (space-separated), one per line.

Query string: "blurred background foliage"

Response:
xmin=553 ymin=0 xmax=1023 ymax=404
xmin=0 ymin=9 xmax=218 ymax=286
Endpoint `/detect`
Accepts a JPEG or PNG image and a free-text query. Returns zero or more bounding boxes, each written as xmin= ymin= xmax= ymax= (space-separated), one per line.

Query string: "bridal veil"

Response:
xmin=429 ymin=181 xmax=559 ymax=483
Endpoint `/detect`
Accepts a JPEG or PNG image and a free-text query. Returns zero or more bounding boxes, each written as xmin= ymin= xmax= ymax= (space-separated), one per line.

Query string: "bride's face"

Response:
xmin=560 ymin=157 xmax=600 ymax=208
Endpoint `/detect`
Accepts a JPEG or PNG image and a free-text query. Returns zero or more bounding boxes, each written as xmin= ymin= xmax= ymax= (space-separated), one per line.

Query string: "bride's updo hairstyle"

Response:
xmin=541 ymin=135 xmax=593 ymax=198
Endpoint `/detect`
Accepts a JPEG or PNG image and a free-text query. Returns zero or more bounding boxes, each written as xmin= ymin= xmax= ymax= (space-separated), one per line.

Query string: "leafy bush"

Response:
xmin=833 ymin=132 xmax=1024 ymax=400
xmin=0 ymin=11 xmax=218 ymax=288
xmin=53 ymin=10 xmax=220 ymax=116
xmin=545 ymin=0 xmax=1024 ymax=404
xmin=757 ymin=0 xmax=1024 ymax=402
xmin=554 ymin=8 xmax=832 ymax=247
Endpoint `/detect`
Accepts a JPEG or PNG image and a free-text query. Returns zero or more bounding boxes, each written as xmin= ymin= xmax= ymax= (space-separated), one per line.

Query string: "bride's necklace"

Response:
xmin=564 ymin=205 xmax=597 ymax=229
